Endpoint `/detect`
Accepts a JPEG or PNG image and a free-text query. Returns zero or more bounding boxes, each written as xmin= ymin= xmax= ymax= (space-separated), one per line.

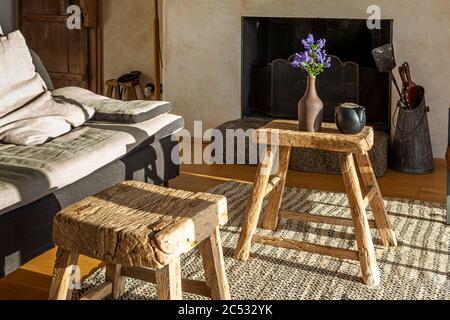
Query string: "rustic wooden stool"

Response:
xmin=105 ymin=79 xmax=145 ymax=101
xmin=234 ymin=120 xmax=397 ymax=287
xmin=49 ymin=181 xmax=231 ymax=300
xmin=105 ymin=79 xmax=122 ymax=100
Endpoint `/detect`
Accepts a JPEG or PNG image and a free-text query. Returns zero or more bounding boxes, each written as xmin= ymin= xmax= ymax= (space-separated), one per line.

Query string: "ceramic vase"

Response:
xmin=298 ymin=76 xmax=324 ymax=132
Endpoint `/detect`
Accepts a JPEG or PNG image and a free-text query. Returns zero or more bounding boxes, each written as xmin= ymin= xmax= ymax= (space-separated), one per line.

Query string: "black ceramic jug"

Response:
xmin=335 ymin=103 xmax=367 ymax=134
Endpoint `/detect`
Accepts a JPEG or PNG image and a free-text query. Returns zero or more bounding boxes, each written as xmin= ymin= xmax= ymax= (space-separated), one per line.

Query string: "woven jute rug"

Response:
xmin=80 ymin=181 xmax=450 ymax=300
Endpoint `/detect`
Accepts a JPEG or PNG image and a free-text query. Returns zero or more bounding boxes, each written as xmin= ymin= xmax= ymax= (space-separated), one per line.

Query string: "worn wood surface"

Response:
xmin=263 ymin=146 xmax=292 ymax=231
xmin=235 ymin=150 xmax=275 ymax=261
xmin=279 ymin=210 xmax=378 ymax=229
xmin=48 ymin=249 xmax=79 ymax=300
xmin=80 ymin=282 xmax=112 ymax=300
xmin=53 ymin=181 xmax=228 ymax=270
xmin=341 ymin=154 xmax=381 ymax=287
xmin=155 ymin=259 xmax=182 ymax=300
xmin=105 ymin=264 xmax=125 ymax=300
xmin=355 ymin=153 xmax=397 ymax=247
xmin=363 ymin=186 xmax=378 ymax=208
xmin=256 ymin=120 xmax=374 ymax=153
xmin=199 ymin=227 xmax=231 ymax=300
xmin=252 ymin=234 xmax=360 ymax=261
xmin=121 ymin=266 xmax=212 ymax=298
xmin=264 ymin=176 xmax=282 ymax=197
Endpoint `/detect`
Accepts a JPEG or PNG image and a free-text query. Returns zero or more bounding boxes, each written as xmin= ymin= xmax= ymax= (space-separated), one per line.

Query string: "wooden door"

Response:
xmin=16 ymin=0 xmax=100 ymax=92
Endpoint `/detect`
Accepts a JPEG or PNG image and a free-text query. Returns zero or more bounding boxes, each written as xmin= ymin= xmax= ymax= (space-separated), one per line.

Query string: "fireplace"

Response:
xmin=242 ymin=17 xmax=393 ymax=131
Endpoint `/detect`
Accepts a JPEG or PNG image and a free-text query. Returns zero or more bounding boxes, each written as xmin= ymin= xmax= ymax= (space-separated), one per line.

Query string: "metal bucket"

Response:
xmin=390 ymin=86 xmax=434 ymax=174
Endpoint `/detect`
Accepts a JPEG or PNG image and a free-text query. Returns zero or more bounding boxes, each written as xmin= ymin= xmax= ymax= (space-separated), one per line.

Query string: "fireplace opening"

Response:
xmin=242 ymin=17 xmax=393 ymax=132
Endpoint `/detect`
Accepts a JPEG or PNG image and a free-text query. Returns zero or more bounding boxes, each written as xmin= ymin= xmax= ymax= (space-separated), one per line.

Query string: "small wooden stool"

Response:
xmin=49 ymin=181 xmax=231 ymax=300
xmin=105 ymin=79 xmax=145 ymax=101
xmin=235 ymin=120 xmax=397 ymax=287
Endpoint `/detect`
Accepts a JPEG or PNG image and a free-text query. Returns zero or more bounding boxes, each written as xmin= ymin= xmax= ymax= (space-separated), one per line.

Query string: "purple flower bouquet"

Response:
xmin=291 ymin=34 xmax=331 ymax=77
xmin=291 ymin=34 xmax=331 ymax=132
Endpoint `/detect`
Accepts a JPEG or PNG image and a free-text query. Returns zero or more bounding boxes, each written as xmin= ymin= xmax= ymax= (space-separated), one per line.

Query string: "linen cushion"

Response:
xmin=0 ymin=31 xmax=94 ymax=146
xmin=53 ymin=87 xmax=171 ymax=123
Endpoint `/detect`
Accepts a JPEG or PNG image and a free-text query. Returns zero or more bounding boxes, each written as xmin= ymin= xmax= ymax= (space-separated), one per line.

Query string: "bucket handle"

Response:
xmin=392 ymin=101 xmax=430 ymax=136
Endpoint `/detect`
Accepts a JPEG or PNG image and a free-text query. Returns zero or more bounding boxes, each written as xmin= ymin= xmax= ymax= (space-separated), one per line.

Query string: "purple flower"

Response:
xmin=291 ymin=34 xmax=331 ymax=76
xmin=316 ymin=51 xmax=324 ymax=64
xmin=290 ymin=53 xmax=303 ymax=68
xmin=303 ymin=51 xmax=313 ymax=63
xmin=316 ymin=39 xmax=326 ymax=50
xmin=302 ymin=34 xmax=315 ymax=49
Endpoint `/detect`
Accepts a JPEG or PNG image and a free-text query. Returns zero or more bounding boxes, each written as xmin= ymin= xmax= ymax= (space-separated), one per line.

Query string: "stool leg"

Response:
xmin=341 ymin=154 xmax=381 ymax=287
xmin=355 ymin=153 xmax=397 ymax=247
xmin=135 ymin=84 xmax=145 ymax=100
xmin=48 ymin=248 xmax=79 ymax=300
xmin=105 ymin=264 xmax=126 ymax=300
xmin=235 ymin=148 xmax=275 ymax=261
xmin=114 ymin=86 xmax=122 ymax=100
xmin=199 ymin=227 xmax=231 ymax=300
xmin=155 ymin=259 xmax=182 ymax=300
xmin=263 ymin=146 xmax=292 ymax=231
xmin=106 ymin=85 xmax=113 ymax=98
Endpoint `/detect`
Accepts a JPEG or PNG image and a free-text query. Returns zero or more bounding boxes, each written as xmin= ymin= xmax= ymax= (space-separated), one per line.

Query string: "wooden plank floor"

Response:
xmin=0 ymin=160 xmax=446 ymax=300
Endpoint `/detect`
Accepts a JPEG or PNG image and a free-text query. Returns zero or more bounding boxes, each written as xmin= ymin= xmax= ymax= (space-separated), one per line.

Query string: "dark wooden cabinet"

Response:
xmin=15 ymin=0 xmax=101 ymax=92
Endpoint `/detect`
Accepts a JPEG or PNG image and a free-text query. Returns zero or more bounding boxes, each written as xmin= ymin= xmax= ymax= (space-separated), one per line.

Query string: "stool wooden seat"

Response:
xmin=49 ymin=181 xmax=230 ymax=300
xmin=235 ymin=120 xmax=397 ymax=287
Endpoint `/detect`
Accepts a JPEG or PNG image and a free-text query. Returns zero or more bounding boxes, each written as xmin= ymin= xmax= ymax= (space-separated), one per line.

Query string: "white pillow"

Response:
xmin=0 ymin=31 xmax=47 ymax=118
xmin=0 ymin=31 xmax=37 ymax=86
xmin=0 ymin=30 xmax=95 ymax=146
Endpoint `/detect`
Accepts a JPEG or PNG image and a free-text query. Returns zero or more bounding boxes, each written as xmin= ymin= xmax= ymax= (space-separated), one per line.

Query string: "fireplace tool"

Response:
xmin=399 ymin=62 xmax=420 ymax=110
xmin=373 ymin=45 xmax=433 ymax=174
xmin=372 ymin=44 xmax=408 ymax=109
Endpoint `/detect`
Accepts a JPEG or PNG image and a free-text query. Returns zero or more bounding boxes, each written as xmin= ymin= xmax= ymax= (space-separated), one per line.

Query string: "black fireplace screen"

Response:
xmin=242 ymin=17 xmax=393 ymax=131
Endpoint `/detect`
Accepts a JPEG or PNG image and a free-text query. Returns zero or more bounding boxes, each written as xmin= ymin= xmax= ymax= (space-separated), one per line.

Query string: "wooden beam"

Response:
xmin=252 ymin=234 xmax=359 ymax=261
xmin=80 ymin=282 xmax=113 ymax=300
xmin=447 ymin=147 xmax=450 ymax=169
xmin=48 ymin=72 xmax=83 ymax=81
xmin=363 ymin=186 xmax=377 ymax=208
xmin=235 ymin=149 xmax=275 ymax=261
xmin=355 ymin=152 xmax=397 ymax=248
xmin=48 ymin=249 xmax=79 ymax=300
xmin=80 ymin=0 xmax=99 ymax=28
xmin=105 ymin=264 xmax=126 ymax=300
xmin=263 ymin=146 xmax=292 ymax=230
xmin=279 ymin=210 xmax=377 ymax=229
xmin=155 ymin=260 xmax=182 ymax=300
xmin=23 ymin=15 xmax=67 ymax=23
xmin=121 ymin=266 xmax=212 ymax=298
xmin=341 ymin=153 xmax=380 ymax=287
xmin=14 ymin=0 xmax=20 ymax=30
xmin=199 ymin=228 xmax=231 ymax=300
xmin=264 ymin=176 xmax=281 ymax=197
xmin=153 ymin=0 xmax=162 ymax=100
